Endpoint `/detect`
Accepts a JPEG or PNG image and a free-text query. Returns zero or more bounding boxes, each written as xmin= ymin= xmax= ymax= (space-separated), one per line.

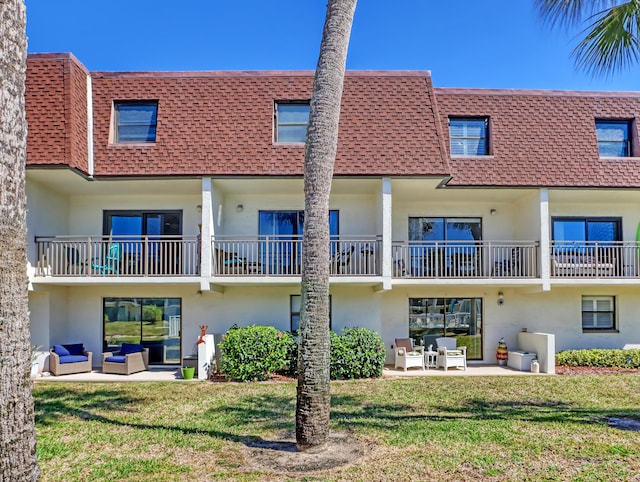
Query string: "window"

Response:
xmin=409 ymin=298 xmax=482 ymax=360
xmin=596 ymin=120 xmax=631 ymax=157
xmin=552 ymin=217 xmax=620 ymax=252
xmin=582 ymin=296 xmax=615 ymax=330
xmin=449 ymin=117 xmax=489 ymax=156
xmin=275 ymin=101 xmax=310 ymax=143
xmin=290 ymin=294 xmax=331 ymax=332
xmin=114 ymin=101 xmax=158 ymax=143
xmin=103 ymin=297 xmax=181 ymax=364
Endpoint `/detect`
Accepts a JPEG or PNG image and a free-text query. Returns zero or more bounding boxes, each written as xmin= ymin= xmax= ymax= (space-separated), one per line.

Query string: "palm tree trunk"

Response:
xmin=296 ymin=0 xmax=357 ymax=451
xmin=0 ymin=0 xmax=40 ymax=480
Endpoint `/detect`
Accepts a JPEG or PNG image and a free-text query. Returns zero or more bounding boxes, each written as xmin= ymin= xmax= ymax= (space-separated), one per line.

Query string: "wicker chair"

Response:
xmin=49 ymin=344 xmax=93 ymax=376
xmin=436 ymin=337 xmax=467 ymax=371
xmin=102 ymin=345 xmax=149 ymax=375
xmin=394 ymin=338 xmax=425 ymax=371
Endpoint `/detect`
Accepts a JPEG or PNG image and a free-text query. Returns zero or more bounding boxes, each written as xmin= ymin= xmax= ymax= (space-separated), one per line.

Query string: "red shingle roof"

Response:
xmin=26 ymin=53 xmax=449 ymax=178
xmin=25 ymin=54 xmax=640 ymax=188
xmin=435 ymin=88 xmax=640 ymax=187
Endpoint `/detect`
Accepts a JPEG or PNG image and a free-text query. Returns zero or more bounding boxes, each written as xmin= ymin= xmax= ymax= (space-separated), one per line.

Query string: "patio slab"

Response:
xmin=33 ymin=363 xmax=544 ymax=383
xmin=382 ymin=363 xmax=544 ymax=377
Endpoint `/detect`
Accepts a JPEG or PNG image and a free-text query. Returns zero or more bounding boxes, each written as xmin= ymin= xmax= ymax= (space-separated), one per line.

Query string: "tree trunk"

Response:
xmin=296 ymin=0 xmax=357 ymax=451
xmin=0 ymin=0 xmax=40 ymax=480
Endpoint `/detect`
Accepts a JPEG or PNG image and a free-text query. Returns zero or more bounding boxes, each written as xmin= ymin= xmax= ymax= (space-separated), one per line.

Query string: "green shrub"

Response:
xmin=272 ymin=327 xmax=386 ymax=380
xmin=219 ymin=325 xmax=291 ymax=381
xmin=556 ymin=348 xmax=640 ymax=368
xmin=330 ymin=327 xmax=386 ymax=379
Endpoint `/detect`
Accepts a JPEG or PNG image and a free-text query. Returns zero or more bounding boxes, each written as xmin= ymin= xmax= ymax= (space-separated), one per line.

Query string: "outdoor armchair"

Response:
xmin=49 ymin=343 xmax=92 ymax=376
xmin=394 ymin=337 xmax=425 ymax=371
xmin=436 ymin=337 xmax=467 ymax=371
xmin=102 ymin=343 xmax=149 ymax=375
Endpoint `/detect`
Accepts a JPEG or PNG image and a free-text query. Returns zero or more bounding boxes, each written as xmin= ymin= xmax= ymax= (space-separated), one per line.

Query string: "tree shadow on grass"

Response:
xmin=34 ymin=386 xmax=638 ymax=450
xmin=34 ymin=385 xmax=142 ymax=426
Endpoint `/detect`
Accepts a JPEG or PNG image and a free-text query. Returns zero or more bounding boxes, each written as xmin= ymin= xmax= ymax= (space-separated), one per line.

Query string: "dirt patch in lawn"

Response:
xmin=243 ymin=431 xmax=369 ymax=474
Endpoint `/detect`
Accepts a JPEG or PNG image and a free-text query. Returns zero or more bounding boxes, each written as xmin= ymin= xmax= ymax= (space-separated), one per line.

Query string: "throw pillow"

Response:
xmin=120 ymin=343 xmax=144 ymax=355
xmin=53 ymin=344 xmax=70 ymax=357
xmin=63 ymin=343 xmax=85 ymax=356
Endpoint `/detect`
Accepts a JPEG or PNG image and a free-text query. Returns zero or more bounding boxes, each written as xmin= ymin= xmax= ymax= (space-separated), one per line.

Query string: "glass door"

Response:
xmin=103 ymin=297 xmax=182 ymax=365
xmin=409 ymin=297 xmax=483 ymax=359
xmin=104 ymin=210 xmax=182 ymax=275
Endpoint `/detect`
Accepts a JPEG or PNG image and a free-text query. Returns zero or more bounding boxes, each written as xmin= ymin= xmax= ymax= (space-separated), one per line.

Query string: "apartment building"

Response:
xmin=26 ymin=53 xmax=640 ymax=369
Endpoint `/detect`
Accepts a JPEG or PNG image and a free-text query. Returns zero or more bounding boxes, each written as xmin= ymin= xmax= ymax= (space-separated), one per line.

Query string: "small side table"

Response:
xmin=424 ymin=350 xmax=438 ymax=369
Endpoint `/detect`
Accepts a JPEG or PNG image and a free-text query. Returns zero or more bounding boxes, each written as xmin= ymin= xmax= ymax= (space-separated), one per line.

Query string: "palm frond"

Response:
xmin=535 ymin=0 xmax=621 ymax=28
xmin=573 ymin=0 xmax=640 ymax=76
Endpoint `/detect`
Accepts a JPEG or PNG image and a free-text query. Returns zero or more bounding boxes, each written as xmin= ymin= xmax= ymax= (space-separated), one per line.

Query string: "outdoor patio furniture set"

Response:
xmin=394 ymin=337 xmax=467 ymax=371
xmin=49 ymin=342 xmax=149 ymax=376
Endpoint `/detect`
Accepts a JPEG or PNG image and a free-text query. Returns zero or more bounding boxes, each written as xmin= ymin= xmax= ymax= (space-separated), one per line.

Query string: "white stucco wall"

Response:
xmin=68 ymin=194 xmax=202 ymax=237
xmin=26 ymin=180 xmax=70 ymax=271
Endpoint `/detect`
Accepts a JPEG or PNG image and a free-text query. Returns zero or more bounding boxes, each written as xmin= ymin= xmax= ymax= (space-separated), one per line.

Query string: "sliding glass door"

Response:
xmin=104 ymin=210 xmax=182 ymax=275
xmin=103 ymin=297 xmax=181 ymax=365
xmin=409 ymin=297 xmax=483 ymax=360
xmin=258 ymin=210 xmax=338 ymax=275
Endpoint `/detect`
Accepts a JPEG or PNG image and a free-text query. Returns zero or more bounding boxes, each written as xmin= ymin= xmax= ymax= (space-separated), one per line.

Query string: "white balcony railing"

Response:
xmin=550 ymin=241 xmax=640 ymax=278
xmin=212 ymin=235 xmax=382 ymax=276
xmin=35 ymin=235 xmax=200 ymax=277
xmin=392 ymin=240 xmax=540 ymax=279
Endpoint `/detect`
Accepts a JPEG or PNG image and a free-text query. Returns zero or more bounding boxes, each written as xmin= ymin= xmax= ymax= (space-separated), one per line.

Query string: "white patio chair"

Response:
xmin=394 ymin=338 xmax=425 ymax=371
xmin=436 ymin=337 xmax=467 ymax=371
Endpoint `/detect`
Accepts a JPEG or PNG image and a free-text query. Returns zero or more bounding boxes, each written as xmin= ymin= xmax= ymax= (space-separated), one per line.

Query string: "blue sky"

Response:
xmin=26 ymin=0 xmax=639 ymax=91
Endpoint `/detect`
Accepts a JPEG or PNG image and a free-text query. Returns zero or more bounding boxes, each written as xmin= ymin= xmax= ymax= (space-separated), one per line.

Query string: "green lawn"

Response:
xmin=34 ymin=374 xmax=640 ymax=481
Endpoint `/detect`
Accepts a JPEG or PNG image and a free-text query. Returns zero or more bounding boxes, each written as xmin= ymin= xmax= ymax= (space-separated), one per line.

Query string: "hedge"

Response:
xmin=556 ymin=348 xmax=640 ymax=368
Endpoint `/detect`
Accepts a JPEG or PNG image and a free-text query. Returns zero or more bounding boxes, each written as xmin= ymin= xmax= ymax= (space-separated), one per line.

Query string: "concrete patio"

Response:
xmin=32 ymin=363 xmax=542 ymax=382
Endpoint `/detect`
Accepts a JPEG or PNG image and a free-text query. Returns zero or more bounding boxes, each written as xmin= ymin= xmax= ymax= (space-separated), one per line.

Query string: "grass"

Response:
xmin=34 ymin=374 xmax=640 ymax=481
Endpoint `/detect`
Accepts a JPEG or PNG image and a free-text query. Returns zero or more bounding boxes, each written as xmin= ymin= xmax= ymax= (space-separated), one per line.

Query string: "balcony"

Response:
xmin=550 ymin=241 xmax=640 ymax=278
xmin=392 ymin=241 xmax=540 ymax=279
xmin=212 ymin=235 xmax=382 ymax=276
xmin=34 ymin=236 xmax=200 ymax=277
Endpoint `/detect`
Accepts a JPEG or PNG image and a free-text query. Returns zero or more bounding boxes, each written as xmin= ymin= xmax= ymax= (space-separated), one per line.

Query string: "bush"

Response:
xmin=221 ymin=325 xmax=386 ymax=381
xmin=331 ymin=327 xmax=386 ymax=379
xmin=556 ymin=348 xmax=640 ymax=368
xmin=219 ymin=325 xmax=291 ymax=381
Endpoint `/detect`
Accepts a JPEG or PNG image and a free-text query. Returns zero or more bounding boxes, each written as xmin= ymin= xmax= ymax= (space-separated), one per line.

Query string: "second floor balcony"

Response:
xmin=212 ymin=235 xmax=382 ymax=276
xmin=32 ymin=236 xmax=640 ymax=282
xmin=392 ymin=240 xmax=540 ymax=279
xmin=35 ymin=235 xmax=200 ymax=277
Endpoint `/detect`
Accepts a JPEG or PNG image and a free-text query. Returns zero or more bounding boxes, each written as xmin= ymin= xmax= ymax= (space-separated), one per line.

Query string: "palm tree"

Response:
xmin=296 ymin=0 xmax=357 ymax=451
xmin=535 ymin=0 xmax=640 ymax=76
xmin=0 ymin=0 xmax=39 ymax=480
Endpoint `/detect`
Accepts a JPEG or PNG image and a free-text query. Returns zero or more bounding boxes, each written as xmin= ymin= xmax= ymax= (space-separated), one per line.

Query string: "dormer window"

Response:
xmin=114 ymin=101 xmax=158 ymax=144
xmin=275 ymin=101 xmax=310 ymax=143
xmin=596 ymin=120 xmax=632 ymax=157
xmin=449 ymin=117 xmax=489 ymax=156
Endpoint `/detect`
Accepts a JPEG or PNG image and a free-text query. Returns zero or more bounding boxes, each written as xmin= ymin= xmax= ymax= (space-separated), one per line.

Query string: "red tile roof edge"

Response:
xmin=91 ymin=70 xmax=432 ymax=79
xmin=435 ymin=87 xmax=640 ymax=98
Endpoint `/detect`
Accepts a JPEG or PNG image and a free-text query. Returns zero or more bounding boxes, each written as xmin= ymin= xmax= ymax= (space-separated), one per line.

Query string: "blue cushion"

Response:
xmin=63 ymin=343 xmax=85 ymax=356
xmin=104 ymin=355 xmax=126 ymax=363
xmin=53 ymin=344 xmax=70 ymax=357
xmin=59 ymin=355 xmax=88 ymax=364
xmin=119 ymin=343 xmax=143 ymax=355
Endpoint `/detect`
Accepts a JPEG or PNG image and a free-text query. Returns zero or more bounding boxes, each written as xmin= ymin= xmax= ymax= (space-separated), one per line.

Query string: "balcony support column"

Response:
xmin=539 ymin=188 xmax=551 ymax=291
xmin=200 ymin=178 xmax=214 ymax=290
xmin=381 ymin=177 xmax=392 ymax=289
